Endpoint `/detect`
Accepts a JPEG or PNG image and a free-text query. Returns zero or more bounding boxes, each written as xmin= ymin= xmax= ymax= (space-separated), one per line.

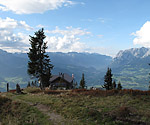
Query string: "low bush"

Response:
xmin=116 ymin=106 xmax=131 ymax=117
xmin=24 ymin=87 xmax=42 ymax=94
xmin=44 ymin=90 xmax=68 ymax=94
xmin=71 ymin=89 xmax=150 ymax=97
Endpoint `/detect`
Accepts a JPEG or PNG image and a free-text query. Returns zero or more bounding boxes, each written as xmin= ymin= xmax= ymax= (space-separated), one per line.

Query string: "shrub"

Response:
xmin=44 ymin=90 xmax=68 ymax=95
xmin=16 ymin=84 xmax=21 ymax=93
xmin=24 ymin=87 xmax=42 ymax=94
xmin=117 ymin=106 xmax=131 ymax=117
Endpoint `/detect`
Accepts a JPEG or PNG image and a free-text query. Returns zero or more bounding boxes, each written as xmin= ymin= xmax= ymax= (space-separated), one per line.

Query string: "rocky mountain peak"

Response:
xmin=115 ymin=47 xmax=150 ymax=60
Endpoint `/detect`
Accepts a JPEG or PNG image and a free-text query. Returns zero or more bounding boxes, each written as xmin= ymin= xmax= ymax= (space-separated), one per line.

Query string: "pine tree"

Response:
xmin=28 ymin=28 xmax=53 ymax=89
xmin=117 ymin=81 xmax=122 ymax=90
xmin=103 ymin=67 xmax=113 ymax=90
xmin=80 ymin=73 xmax=86 ymax=89
xmin=31 ymin=81 xmax=35 ymax=87
xmin=34 ymin=80 xmax=37 ymax=87
xmin=112 ymin=80 xmax=116 ymax=89
xmin=27 ymin=81 xmax=31 ymax=88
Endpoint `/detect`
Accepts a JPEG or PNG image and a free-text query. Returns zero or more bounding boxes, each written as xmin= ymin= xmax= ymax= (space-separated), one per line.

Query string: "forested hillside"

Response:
xmin=0 ymin=50 xmax=112 ymax=91
xmin=0 ymin=47 xmax=150 ymax=91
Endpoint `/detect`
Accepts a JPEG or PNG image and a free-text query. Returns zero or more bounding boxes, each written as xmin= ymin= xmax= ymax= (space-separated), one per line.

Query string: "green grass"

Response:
xmin=0 ymin=95 xmax=52 ymax=125
xmin=113 ymin=66 xmax=150 ymax=90
xmin=1 ymin=88 xmax=150 ymax=124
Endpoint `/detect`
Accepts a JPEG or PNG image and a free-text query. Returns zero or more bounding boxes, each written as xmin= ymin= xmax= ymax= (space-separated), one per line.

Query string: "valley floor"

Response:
xmin=0 ymin=88 xmax=150 ymax=125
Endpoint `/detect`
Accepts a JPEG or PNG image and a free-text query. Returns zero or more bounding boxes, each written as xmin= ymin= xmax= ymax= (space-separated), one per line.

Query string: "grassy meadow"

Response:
xmin=1 ymin=88 xmax=150 ymax=125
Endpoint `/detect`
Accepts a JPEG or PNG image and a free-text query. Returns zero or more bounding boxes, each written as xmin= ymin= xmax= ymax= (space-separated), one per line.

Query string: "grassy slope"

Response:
xmin=1 ymin=88 xmax=150 ymax=125
xmin=112 ymin=60 xmax=150 ymax=90
xmin=0 ymin=95 xmax=51 ymax=125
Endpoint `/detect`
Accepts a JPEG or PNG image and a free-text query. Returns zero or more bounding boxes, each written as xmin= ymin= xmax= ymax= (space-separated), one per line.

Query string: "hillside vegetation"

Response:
xmin=111 ymin=47 xmax=150 ymax=90
xmin=1 ymin=88 xmax=150 ymax=125
xmin=1 ymin=47 xmax=150 ymax=91
xmin=0 ymin=94 xmax=50 ymax=125
xmin=0 ymin=50 xmax=111 ymax=92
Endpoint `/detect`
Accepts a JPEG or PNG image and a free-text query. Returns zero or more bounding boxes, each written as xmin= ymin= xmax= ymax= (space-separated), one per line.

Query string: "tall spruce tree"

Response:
xmin=117 ymin=81 xmax=122 ymax=90
xmin=112 ymin=80 xmax=116 ymax=89
xmin=80 ymin=73 xmax=86 ymax=89
xmin=103 ymin=67 xmax=113 ymax=90
xmin=28 ymin=28 xmax=53 ymax=89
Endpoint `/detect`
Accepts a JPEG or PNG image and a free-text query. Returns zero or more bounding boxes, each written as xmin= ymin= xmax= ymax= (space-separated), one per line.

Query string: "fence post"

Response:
xmin=7 ymin=83 xmax=9 ymax=92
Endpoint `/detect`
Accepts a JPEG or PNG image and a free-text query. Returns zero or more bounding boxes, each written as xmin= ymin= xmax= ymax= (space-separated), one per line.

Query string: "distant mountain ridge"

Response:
xmin=0 ymin=47 xmax=150 ymax=92
xmin=14 ymin=51 xmax=112 ymax=69
xmin=0 ymin=50 xmax=112 ymax=92
xmin=48 ymin=52 xmax=112 ymax=70
xmin=111 ymin=47 xmax=150 ymax=90
xmin=113 ymin=47 xmax=150 ymax=64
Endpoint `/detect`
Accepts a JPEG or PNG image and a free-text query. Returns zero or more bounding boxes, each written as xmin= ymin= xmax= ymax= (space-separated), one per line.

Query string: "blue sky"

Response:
xmin=0 ymin=0 xmax=150 ymax=57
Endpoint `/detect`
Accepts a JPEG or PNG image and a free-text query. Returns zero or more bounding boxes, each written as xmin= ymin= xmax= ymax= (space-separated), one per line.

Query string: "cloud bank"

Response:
xmin=132 ymin=21 xmax=150 ymax=47
xmin=0 ymin=17 xmax=32 ymax=52
xmin=46 ymin=26 xmax=90 ymax=53
xmin=0 ymin=0 xmax=74 ymax=14
xmin=0 ymin=17 xmax=115 ymax=56
xmin=0 ymin=18 xmax=91 ymax=53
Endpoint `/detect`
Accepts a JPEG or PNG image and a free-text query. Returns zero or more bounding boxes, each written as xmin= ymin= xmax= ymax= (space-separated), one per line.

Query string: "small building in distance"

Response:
xmin=49 ymin=73 xmax=74 ymax=90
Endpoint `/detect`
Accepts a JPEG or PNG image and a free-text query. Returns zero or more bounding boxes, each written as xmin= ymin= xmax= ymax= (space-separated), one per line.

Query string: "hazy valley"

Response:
xmin=0 ymin=47 xmax=150 ymax=92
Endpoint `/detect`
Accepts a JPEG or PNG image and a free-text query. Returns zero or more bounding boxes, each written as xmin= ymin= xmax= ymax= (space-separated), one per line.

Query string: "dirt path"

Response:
xmin=31 ymin=103 xmax=65 ymax=125
xmin=18 ymin=100 xmax=66 ymax=125
xmin=0 ymin=93 xmax=65 ymax=125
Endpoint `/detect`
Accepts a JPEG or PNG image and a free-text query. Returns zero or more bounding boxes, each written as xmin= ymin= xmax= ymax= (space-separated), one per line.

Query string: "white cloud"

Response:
xmin=46 ymin=36 xmax=86 ymax=53
xmin=0 ymin=20 xmax=92 ymax=54
xmin=86 ymin=47 xmax=118 ymax=57
xmin=0 ymin=18 xmax=91 ymax=54
xmin=0 ymin=0 xmax=75 ymax=14
xmin=46 ymin=26 xmax=91 ymax=36
xmin=45 ymin=27 xmax=115 ymax=57
xmin=0 ymin=17 xmax=32 ymax=30
xmin=0 ymin=17 xmax=31 ymax=52
xmin=131 ymin=21 xmax=150 ymax=47
xmin=46 ymin=26 xmax=90 ymax=53
xmin=0 ymin=18 xmax=115 ymax=56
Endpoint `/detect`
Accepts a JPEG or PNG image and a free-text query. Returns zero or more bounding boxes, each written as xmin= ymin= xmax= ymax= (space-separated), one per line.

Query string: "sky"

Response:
xmin=0 ymin=0 xmax=150 ymax=57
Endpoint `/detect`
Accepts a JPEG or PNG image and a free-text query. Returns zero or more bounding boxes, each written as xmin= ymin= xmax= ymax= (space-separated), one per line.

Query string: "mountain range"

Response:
xmin=0 ymin=47 xmax=150 ymax=91
xmin=111 ymin=47 xmax=150 ymax=90
xmin=0 ymin=50 xmax=112 ymax=91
